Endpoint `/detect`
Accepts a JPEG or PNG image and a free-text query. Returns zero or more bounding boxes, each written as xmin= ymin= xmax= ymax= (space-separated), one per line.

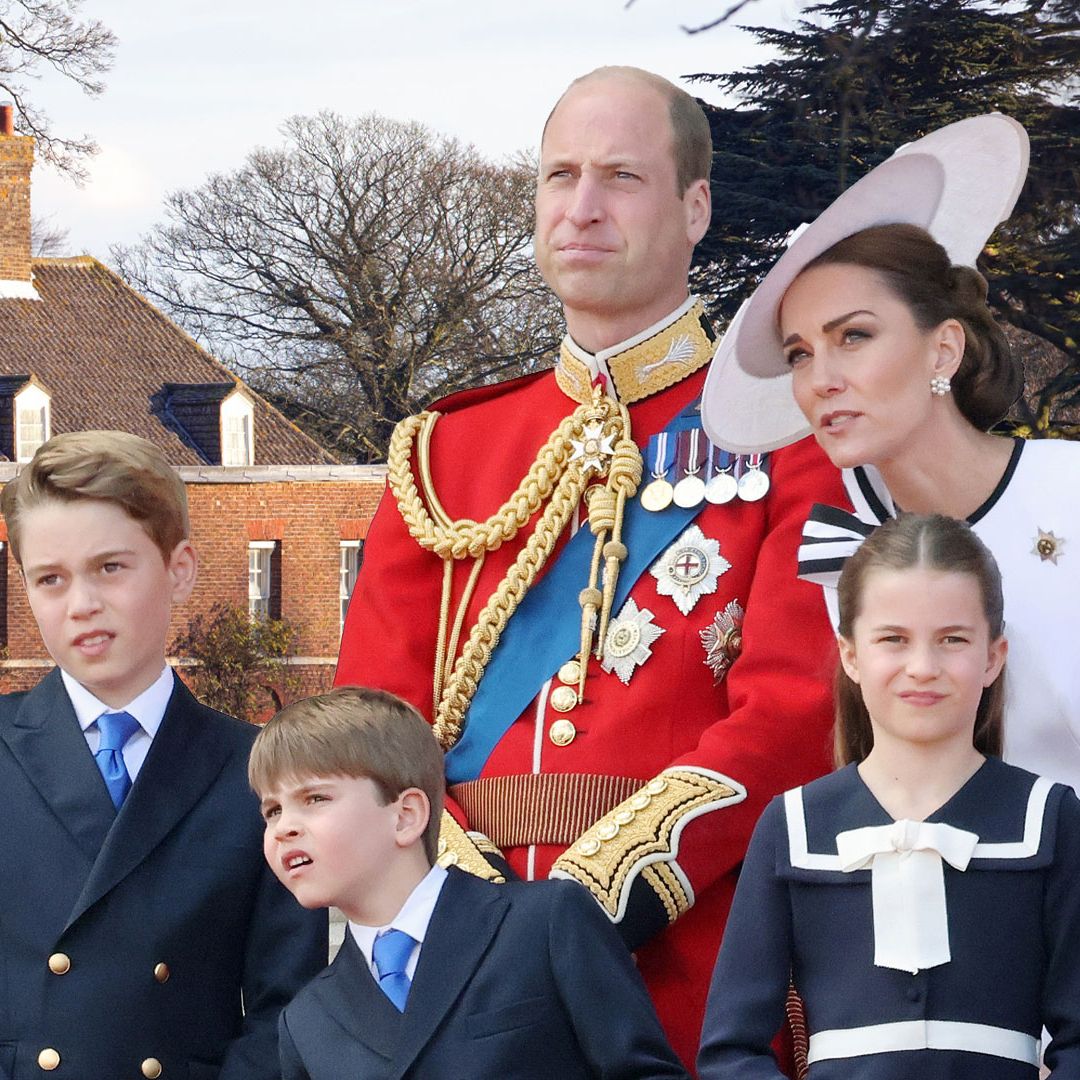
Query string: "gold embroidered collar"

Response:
xmin=555 ymin=297 xmax=715 ymax=406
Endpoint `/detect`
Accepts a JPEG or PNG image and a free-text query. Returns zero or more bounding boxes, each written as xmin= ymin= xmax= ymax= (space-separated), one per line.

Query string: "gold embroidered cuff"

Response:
xmin=436 ymin=809 xmax=507 ymax=884
xmin=549 ymin=767 xmax=746 ymax=922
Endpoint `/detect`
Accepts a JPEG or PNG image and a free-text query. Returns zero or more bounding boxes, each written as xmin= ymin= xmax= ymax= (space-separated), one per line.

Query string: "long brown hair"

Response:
xmin=834 ymin=513 xmax=1006 ymax=766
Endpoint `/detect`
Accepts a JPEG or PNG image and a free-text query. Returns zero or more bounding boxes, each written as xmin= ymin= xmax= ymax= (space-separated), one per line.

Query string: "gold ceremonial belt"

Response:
xmin=449 ymin=773 xmax=643 ymax=849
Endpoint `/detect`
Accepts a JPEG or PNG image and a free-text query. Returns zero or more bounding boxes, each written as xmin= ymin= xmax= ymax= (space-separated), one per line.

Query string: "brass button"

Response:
xmin=548 ymin=718 xmax=577 ymax=747
xmin=142 ymin=1058 xmax=163 ymax=1079
xmin=557 ymin=659 xmax=582 ymax=686
xmin=614 ymin=809 xmax=635 ymax=826
xmin=549 ymin=684 xmax=578 ymax=713
xmin=597 ymin=821 xmax=620 ymax=841
xmin=629 ymin=792 xmax=651 ymax=811
xmin=47 ymin=952 xmax=70 ymax=975
xmin=578 ymin=838 xmax=601 ymax=857
xmin=154 ymin=962 xmax=170 ymax=984
xmin=37 ymin=1049 xmax=60 ymax=1071
xmin=646 ymin=777 xmax=668 ymax=795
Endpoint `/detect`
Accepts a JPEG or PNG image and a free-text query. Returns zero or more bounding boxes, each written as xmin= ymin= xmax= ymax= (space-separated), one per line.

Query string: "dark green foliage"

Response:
xmin=171 ymin=603 xmax=299 ymax=724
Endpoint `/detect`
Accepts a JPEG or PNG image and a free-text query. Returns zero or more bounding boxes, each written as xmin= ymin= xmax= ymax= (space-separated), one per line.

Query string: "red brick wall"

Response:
xmin=0 ymin=135 xmax=33 ymax=283
xmin=0 ymin=475 xmax=387 ymax=705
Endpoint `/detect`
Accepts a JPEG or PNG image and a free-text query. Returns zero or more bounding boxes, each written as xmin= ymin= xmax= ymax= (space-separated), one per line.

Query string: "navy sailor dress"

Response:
xmin=698 ymin=757 xmax=1080 ymax=1078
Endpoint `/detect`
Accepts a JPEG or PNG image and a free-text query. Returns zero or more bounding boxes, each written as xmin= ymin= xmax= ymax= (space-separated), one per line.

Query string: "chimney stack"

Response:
xmin=0 ymin=103 xmax=36 ymax=292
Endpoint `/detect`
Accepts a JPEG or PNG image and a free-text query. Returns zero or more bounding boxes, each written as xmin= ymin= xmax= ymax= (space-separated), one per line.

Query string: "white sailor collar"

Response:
xmin=779 ymin=758 xmax=1063 ymax=882
xmin=555 ymin=296 xmax=715 ymax=406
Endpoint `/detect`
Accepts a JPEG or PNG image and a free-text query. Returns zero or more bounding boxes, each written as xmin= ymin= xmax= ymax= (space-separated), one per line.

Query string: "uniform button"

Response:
xmin=549 ymin=685 xmax=578 ymax=713
xmin=142 ymin=1058 xmax=163 ymax=1079
xmin=37 ymin=1048 xmax=60 ymax=1071
xmin=549 ymin=719 xmax=577 ymax=747
xmin=578 ymin=838 xmax=601 ymax=856
xmin=47 ymin=953 xmax=70 ymax=975
xmin=557 ymin=659 xmax=582 ymax=686
xmin=154 ymin=962 xmax=170 ymax=983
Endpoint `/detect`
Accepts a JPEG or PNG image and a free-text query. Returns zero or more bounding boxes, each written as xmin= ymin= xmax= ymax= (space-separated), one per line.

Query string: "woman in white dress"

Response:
xmin=701 ymin=114 xmax=1080 ymax=791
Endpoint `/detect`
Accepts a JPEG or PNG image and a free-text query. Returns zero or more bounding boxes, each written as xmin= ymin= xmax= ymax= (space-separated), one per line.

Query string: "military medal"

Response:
xmin=640 ymin=431 xmax=674 ymax=512
xmin=737 ymin=453 xmax=770 ymax=502
xmin=672 ymin=428 xmax=707 ymax=508
xmin=651 ymin=524 xmax=731 ymax=616
xmin=705 ymin=446 xmax=738 ymax=505
xmin=701 ymin=599 xmax=745 ymax=682
xmin=601 ymin=598 xmax=665 ymax=685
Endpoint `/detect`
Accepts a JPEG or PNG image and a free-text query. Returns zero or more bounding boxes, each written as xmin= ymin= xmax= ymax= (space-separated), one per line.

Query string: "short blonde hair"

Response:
xmin=248 ymin=687 xmax=446 ymax=865
xmin=1 ymin=430 xmax=189 ymax=565
xmin=543 ymin=66 xmax=713 ymax=194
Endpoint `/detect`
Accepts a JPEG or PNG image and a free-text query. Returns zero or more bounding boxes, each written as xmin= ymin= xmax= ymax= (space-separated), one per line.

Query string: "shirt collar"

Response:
xmin=61 ymin=665 xmax=174 ymax=737
xmin=554 ymin=296 xmax=715 ymax=405
xmin=348 ymin=863 xmax=449 ymax=968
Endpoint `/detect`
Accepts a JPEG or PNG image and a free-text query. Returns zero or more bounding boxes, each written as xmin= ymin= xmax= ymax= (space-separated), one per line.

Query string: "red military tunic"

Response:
xmin=337 ymin=300 xmax=845 ymax=1071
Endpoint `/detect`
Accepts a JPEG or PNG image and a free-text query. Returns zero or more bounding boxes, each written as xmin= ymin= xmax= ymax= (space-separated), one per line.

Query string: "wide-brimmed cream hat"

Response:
xmin=701 ymin=113 xmax=1030 ymax=454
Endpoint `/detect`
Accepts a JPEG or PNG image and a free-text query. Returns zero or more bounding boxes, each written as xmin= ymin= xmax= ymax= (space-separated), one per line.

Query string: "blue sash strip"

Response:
xmin=445 ymin=403 xmax=701 ymax=784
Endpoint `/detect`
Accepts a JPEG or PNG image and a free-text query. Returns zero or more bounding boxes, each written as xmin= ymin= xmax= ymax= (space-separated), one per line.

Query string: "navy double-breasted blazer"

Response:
xmin=279 ymin=868 xmax=689 ymax=1079
xmin=0 ymin=669 xmax=327 ymax=1080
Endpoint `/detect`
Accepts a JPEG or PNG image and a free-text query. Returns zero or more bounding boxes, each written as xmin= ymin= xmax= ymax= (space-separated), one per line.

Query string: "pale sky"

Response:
xmin=27 ymin=0 xmax=802 ymax=258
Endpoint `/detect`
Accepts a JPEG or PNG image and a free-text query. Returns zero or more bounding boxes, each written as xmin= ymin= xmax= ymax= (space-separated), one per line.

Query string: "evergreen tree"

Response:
xmin=692 ymin=0 xmax=1080 ymax=429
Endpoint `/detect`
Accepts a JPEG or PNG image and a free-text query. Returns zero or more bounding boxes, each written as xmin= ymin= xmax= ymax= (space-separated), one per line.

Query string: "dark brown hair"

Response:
xmin=805 ymin=223 xmax=1021 ymax=430
xmin=1 ymin=430 xmax=189 ymax=565
xmin=834 ymin=512 xmax=1005 ymax=766
xmin=248 ymin=687 xmax=445 ymax=865
xmin=543 ymin=66 xmax=713 ymax=195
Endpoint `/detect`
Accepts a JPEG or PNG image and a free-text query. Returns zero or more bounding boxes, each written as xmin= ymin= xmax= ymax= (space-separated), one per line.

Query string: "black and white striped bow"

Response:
xmin=797 ymin=466 xmax=895 ymax=590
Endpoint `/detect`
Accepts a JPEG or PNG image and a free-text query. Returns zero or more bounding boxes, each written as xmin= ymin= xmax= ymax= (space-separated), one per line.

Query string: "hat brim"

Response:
xmin=701 ymin=113 xmax=1029 ymax=455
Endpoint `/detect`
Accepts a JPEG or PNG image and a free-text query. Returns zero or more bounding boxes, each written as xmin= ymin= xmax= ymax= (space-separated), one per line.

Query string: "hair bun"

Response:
xmin=949 ymin=264 xmax=989 ymax=305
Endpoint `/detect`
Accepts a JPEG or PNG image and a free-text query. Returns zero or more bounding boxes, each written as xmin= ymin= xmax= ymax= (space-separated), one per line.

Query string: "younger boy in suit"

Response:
xmin=250 ymin=686 xmax=689 ymax=1080
xmin=0 ymin=431 xmax=326 ymax=1080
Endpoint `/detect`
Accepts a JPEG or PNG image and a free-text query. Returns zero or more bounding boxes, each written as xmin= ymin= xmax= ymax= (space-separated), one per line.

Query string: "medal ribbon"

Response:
xmin=646 ymin=431 xmax=674 ymax=481
xmin=445 ymin=402 xmax=704 ymax=784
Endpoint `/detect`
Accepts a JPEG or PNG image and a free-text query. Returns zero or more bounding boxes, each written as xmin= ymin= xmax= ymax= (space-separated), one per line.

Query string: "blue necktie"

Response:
xmin=95 ymin=711 xmax=140 ymax=809
xmin=372 ymin=928 xmax=414 ymax=1011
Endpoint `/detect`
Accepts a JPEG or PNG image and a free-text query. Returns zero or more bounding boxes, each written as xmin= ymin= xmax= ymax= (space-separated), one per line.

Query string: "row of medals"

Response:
xmin=640 ymin=428 xmax=770 ymax=513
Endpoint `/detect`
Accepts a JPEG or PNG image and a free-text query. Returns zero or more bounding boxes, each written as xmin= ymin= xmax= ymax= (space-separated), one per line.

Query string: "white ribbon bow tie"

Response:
xmin=836 ymin=820 xmax=979 ymax=974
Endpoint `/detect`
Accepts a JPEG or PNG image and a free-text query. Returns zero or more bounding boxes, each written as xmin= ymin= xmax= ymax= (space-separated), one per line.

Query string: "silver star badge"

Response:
xmin=570 ymin=420 xmax=616 ymax=476
xmin=601 ymin=598 xmax=665 ymax=685
xmin=651 ymin=524 xmax=730 ymax=616
xmin=701 ymin=599 xmax=745 ymax=683
xmin=1032 ymin=528 xmax=1065 ymax=564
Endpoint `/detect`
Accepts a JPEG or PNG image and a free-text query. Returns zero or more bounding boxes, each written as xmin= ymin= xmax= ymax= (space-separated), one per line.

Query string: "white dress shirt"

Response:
xmin=62 ymin=665 xmax=174 ymax=783
xmin=348 ymin=864 xmax=448 ymax=981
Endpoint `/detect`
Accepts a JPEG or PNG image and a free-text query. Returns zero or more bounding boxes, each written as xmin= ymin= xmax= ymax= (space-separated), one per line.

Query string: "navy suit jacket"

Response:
xmin=279 ymin=868 xmax=689 ymax=1079
xmin=0 ymin=669 xmax=327 ymax=1080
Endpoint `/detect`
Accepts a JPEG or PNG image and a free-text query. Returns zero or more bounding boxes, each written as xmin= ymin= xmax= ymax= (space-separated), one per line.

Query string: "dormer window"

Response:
xmin=221 ymin=391 xmax=254 ymax=466
xmin=14 ymin=382 xmax=50 ymax=462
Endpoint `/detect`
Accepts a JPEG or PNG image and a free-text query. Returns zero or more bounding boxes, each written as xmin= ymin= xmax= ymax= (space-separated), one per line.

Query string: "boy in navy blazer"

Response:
xmin=250 ymin=686 xmax=689 ymax=1080
xmin=0 ymin=431 xmax=326 ymax=1080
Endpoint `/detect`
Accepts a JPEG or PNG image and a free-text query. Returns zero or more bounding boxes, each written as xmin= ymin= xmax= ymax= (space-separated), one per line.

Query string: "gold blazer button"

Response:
xmin=142 ymin=1057 xmax=163 ymax=1079
xmin=37 ymin=1049 xmax=60 ymax=1071
xmin=47 ymin=953 xmax=70 ymax=975
xmin=153 ymin=962 xmax=170 ymax=983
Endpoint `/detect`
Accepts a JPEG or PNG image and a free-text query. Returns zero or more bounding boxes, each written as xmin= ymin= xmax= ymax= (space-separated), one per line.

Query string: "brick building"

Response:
xmin=0 ymin=105 xmax=386 ymax=711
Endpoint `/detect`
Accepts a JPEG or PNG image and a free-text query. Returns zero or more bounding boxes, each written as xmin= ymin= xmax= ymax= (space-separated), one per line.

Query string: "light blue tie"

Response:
xmin=372 ymin=928 xmax=414 ymax=1012
xmin=95 ymin=711 xmax=140 ymax=809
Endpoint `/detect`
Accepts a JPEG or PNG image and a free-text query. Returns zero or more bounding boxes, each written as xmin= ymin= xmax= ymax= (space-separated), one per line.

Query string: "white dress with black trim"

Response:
xmin=798 ymin=438 xmax=1080 ymax=791
xmin=697 ymin=757 xmax=1080 ymax=1079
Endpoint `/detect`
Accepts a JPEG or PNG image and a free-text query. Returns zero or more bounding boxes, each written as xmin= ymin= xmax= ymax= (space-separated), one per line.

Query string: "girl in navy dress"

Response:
xmin=698 ymin=513 xmax=1080 ymax=1079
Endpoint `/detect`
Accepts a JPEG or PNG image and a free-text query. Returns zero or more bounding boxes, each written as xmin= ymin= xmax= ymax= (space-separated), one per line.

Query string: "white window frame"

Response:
xmin=221 ymin=391 xmax=254 ymax=467
xmin=339 ymin=540 xmax=363 ymax=632
xmin=14 ymin=383 xmax=50 ymax=463
xmin=248 ymin=540 xmax=277 ymax=620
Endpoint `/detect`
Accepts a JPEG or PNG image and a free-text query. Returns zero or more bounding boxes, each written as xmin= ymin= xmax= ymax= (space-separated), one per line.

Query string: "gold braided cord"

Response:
xmin=388 ymin=408 xmax=588 ymax=560
xmin=433 ymin=457 xmax=588 ymax=748
xmin=387 ymin=393 xmax=640 ymax=750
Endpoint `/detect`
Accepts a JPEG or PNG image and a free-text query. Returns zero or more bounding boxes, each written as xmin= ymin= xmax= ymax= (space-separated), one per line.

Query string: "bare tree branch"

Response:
xmin=113 ymin=113 xmax=562 ymax=462
xmin=0 ymin=0 xmax=116 ymax=180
